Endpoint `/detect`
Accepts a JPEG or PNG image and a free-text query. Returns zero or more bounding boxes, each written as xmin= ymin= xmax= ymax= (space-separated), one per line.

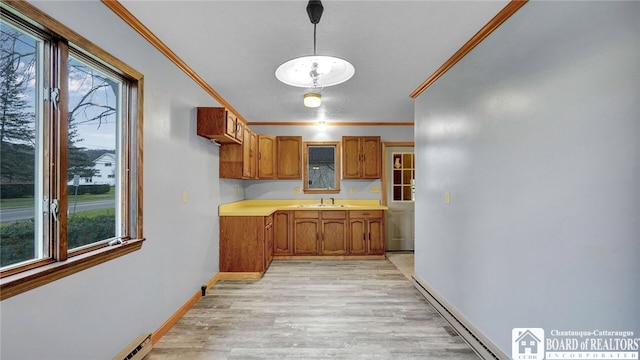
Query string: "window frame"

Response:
xmin=0 ymin=0 xmax=144 ymax=300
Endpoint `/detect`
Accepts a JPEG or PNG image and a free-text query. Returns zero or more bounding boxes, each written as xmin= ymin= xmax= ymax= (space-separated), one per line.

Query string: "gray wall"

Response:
xmin=0 ymin=2 xmax=241 ymax=358
xmin=414 ymin=1 xmax=640 ymax=355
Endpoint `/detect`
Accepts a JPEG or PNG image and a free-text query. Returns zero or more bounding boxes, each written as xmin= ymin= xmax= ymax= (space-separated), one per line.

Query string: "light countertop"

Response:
xmin=219 ymin=199 xmax=387 ymax=216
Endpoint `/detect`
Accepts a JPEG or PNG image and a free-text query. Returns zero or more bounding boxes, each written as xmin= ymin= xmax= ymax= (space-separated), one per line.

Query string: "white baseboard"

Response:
xmin=411 ymin=275 xmax=509 ymax=360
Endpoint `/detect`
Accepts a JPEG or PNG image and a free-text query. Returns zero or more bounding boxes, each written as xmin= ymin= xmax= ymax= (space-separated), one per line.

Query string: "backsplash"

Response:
xmin=243 ymin=179 xmax=382 ymax=201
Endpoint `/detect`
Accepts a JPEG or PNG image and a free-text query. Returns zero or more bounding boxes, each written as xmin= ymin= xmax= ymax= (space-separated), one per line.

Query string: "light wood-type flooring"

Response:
xmin=146 ymin=258 xmax=480 ymax=360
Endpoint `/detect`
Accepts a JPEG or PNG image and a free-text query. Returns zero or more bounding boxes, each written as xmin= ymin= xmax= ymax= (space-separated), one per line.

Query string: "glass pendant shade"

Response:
xmin=276 ymin=55 xmax=355 ymax=88
xmin=303 ymin=92 xmax=322 ymax=107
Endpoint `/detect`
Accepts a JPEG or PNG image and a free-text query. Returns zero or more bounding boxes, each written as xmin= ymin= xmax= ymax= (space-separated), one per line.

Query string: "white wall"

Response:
xmin=247 ymin=124 xmax=413 ymax=200
xmin=414 ymin=1 xmax=639 ymax=355
xmin=0 ymin=2 xmax=242 ymax=359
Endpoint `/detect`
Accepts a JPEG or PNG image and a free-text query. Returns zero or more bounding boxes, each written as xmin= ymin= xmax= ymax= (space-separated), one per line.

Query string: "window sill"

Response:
xmin=0 ymin=238 xmax=145 ymax=301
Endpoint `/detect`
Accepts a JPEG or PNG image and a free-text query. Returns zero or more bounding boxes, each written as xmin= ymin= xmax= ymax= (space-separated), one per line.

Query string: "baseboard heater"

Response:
xmin=113 ymin=333 xmax=152 ymax=360
xmin=412 ymin=276 xmax=508 ymax=360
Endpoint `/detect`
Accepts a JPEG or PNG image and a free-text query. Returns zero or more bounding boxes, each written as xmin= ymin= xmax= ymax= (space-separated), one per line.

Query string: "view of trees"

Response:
xmin=1 ymin=27 xmax=35 ymax=184
xmin=1 ymin=27 xmax=118 ymax=187
xmin=1 ymin=25 xmax=119 ymax=267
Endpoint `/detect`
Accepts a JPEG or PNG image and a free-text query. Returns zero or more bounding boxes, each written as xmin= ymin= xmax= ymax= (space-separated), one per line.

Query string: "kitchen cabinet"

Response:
xmin=197 ymin=107 xmax=244 ymax=144
xmin=342 ymin=136 xmax=381 ymax=179
xmin=293 ymin=211 xmax=321 ymax=255
xmin=274 ymin=211 xmax=293 ymax=255
xmin=320 ymin=211 xmax=348 ymax=255
xmin=258 ymin=134 xmax=276 ymax=179
xmin=293 ymin=210 xmax=347 ymax=255
xmin=277 ymin=136 xmax=302 ymax=179
xmin=242 ymin=128 xmax=258 ymax=179
xmin=220 ymin=128 xmax=257 ymax=179
xmin=348 ymin=210 xmax=385 ymax=255
xmin=265 ymin=214 xmax=274 ymax=269
xmin=219 ymin=215 xmax=273 ymax=273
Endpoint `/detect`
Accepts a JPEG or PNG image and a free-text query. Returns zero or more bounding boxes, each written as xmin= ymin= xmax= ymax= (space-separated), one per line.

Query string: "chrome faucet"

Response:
xmin=320 ymin=198 xmax=324 ymax=205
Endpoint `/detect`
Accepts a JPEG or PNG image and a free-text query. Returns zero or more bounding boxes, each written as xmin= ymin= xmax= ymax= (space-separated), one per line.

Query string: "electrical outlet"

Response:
xmin=236 ymin=187 xmax=241 ymax=195
xmin=350 ymin=187 xmax=356 ymax=194
xmin=445 ymin=191 xmax=450 ymax=205
xmin=182 ymin=191 xmax=188 ymax=203
xmin=294 ymin=187 xmax=301 ymax=194
xmin=371 ymin=186 xmax=380 ymax=193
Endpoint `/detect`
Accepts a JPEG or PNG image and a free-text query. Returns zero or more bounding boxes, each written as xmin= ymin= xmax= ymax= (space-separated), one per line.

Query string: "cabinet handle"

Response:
xmin=369 ymin=233 xmax=371 ymax=241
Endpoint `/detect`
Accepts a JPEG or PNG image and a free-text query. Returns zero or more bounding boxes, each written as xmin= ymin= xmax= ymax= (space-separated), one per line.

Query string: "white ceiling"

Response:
xmin=119 ymin=0 xmax=510 ymax=123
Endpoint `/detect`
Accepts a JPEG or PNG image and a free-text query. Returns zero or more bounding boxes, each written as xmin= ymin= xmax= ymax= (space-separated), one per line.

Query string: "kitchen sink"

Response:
xmin=297 ymin=204 xmax=345 ymax=208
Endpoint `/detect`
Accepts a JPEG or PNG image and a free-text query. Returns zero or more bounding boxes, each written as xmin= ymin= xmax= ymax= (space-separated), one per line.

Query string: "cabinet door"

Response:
xmin=242 ymin=128 xmax=252 ymax=178
xmin=362 ymin=136 xmax=381 ymax=179
xmin=220 ymin=216 xmax=264 ymax=272
xmin=249 ymin=131 xmax=258 ymax=179
xmin=274 ymin=211 xmax=292 ymax=255
xmin=342 ymin=136 xmax=362 ymax=179
xmin=294 ymin=219 xmax=320 ymax=255
xmin=265 ymin=220 xmax=274 ymax=269
xmin=258 ymin=134 xmax=276 ymax=179
xmin=276 ymin=136 xmax=302 ymax=179
xmin=225 ymin=111 xmax=237 ymax=139
xmin=367 ymin=218 xmax=385 ymax=255
xmin=235 ymin=119 xmax=245 ymax=142
xmin=321 ymin=219 xmax=347 ymax=255
xmin=349 ymin=219 xmax=367 ymax=255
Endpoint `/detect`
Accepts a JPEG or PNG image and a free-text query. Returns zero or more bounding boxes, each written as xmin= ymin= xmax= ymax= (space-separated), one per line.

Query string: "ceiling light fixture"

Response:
xmin=304 ymin=92 xmax=322 ymax=108
xmin=275 ymin=0 xmax=354 ymax=107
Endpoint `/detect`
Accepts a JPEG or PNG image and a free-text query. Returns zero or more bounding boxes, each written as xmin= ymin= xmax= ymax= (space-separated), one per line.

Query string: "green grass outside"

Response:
xmin=0 ymin=207 xmax=114 ymax=230
xmin=1 ymin=187 xmax=115 ymax=209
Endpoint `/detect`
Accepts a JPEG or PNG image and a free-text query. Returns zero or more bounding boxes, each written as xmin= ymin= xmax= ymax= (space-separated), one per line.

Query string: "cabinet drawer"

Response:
xmin=295 ymin=210 xmax=319 ymax=219
xmin=349 ymin=210 xmax=384 ymax=219
xmin=321 ymin=210 xmax=346 ymax=219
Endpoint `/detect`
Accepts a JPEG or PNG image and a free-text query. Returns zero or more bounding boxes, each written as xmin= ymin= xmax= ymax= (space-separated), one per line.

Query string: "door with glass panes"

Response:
xmin=385 ymin=146 xmax=415 ymax=251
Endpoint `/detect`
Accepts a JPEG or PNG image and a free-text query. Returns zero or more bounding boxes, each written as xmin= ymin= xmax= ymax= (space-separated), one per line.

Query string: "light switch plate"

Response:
xmin=445 ymin=191 xmax=450 ymax=205
xmin=371 ymin=186 xmax=380 ymax=193
xmin=294 ymin=187 xmax=301 ymax=194
xmin=350 ymin=187 xmax=356 ymax=194
xmin=182 ymin=191 xmax=188 ymax=203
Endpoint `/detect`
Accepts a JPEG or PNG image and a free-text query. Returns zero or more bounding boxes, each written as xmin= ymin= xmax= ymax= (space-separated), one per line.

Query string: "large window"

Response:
xmin=0 ymin=1 xmax=143 ymax=299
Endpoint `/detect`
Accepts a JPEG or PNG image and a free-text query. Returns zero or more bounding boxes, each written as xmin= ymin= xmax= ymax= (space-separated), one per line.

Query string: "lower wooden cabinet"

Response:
xmin=220 ymin=215 xmax=273 ymax=273
xmin=293 ymin=211 xmax=321 ymax=255
xmin=320 ymin=211 xmax=347 ymax=255
xmin=348 ymin=211 xmax=385 ymax=255
xmin=293 ymin=210 xmax=348 ymax=255
xmin=274 ymin=211 xmax=293 ymax=255
xmin=222 ymin=210 xmax=385 ymax=272
xmin=291 ymin=210 xmax=381 ymax=256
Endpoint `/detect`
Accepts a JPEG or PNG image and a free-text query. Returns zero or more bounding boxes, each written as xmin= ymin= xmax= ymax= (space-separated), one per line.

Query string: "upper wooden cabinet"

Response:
xmin=342 ymin=136 xmax=381 ymax=179
xmin=220 ymin=127 xmax=257 ymax=179
xmin=277 ymin=136 xmax=302 ymax=179
xmin=258 ymin=134 xmax=276 ymax=179
xmin=242 ymin=128 xmax=258 ymax=179
xmin=197 ymin=107 xmax=244 ymax=144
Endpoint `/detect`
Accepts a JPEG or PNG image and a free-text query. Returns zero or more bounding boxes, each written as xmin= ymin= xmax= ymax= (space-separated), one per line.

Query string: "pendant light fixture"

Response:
xmin=275 ymin=0 xmax=355 ymax=107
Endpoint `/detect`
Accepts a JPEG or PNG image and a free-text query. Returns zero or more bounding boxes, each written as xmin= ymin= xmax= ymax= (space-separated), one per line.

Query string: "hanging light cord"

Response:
xmin=313 ymin=24 xmax=317 ymax=56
